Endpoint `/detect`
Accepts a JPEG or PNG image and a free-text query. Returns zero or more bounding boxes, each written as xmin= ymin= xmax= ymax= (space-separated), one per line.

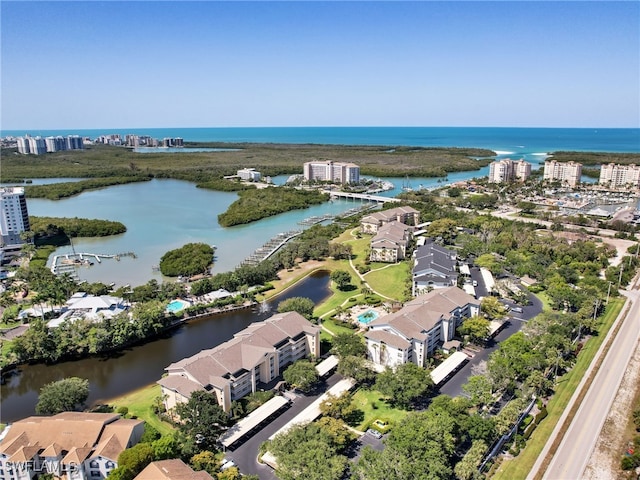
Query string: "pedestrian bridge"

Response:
xmin=322 ymin=190 xmax=401 ymax=203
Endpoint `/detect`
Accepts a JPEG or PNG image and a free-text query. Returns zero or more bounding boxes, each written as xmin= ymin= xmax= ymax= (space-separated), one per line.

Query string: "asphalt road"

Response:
xmin=439 ymin=293 xmax=542 ymax=398
xmin=225 ymin=373 xmax=343 ymax=479
xmin=540 ymin=289 xmax=640 ymax=480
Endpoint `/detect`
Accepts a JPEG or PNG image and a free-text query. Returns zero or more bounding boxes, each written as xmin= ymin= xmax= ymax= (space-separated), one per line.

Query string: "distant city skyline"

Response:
xmin=1 ymin=1 xmax=638 ymax=130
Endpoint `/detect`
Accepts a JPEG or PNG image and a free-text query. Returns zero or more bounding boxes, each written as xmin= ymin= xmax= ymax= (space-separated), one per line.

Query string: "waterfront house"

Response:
xmin=0 ymin=412 xmax=143 ymax=480
xmin=412 ymin=240 xmax=458 ymax=296
xmin=159 ymin=311 xmax=320 ymax=413
xmin=360 ymin=206 xmax=419 ymax=234
xmin=365 ymin=287 xmax=479 ymax=369
xmin=45 ymin=293 xmax=129 ymax=328
xmin=369 ymin=221 xmax=413 ymax=263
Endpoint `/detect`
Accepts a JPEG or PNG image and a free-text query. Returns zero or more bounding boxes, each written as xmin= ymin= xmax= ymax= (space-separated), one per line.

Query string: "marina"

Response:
xmin=50 ymin=252 xmax=137 ymax=278
xmin=239 ymin=230 xmax=302 ymax=267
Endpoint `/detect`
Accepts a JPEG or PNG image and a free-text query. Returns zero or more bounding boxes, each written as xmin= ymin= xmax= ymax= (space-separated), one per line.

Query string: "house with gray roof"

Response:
xmin=365 ymin=286 xmax=479 ymax=369
xmin=159 ymin=311 xmax=320 ymax=413
xmin=412 ymin=240 xmax=458 ymax=296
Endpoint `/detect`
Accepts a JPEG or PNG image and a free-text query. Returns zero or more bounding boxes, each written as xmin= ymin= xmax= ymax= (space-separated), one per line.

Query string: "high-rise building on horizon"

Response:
xmin=303 ymin=161 xmax=360 ymax=184
xmin=543 ymin=160 xmax=582 ymax=187
xmin=599 ymin=163 xmax=640 ymax=189
xmin=488 ymin=158 xmax=531 ymax=183
xmin=1 ymin=187 xmax=31 ymax=246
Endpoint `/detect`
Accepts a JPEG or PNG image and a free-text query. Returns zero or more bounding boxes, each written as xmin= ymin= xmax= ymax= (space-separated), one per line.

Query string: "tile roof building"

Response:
xmin=0 ymin=412 xmax=143 ymax=480
xmin=369 ymin=221 xmax=413 ymax=263
xmin=134 ymin=459 xmax=214 ymax=480
xmin=364 ymin=287 xmax=479 ymax=369
xmin=360 ymin=206 xmax=420 ymax=234
xmin=159 ymin=312 xmax=320 ymax=413
xmin=412 ymin=240 xmax=458 ymax=296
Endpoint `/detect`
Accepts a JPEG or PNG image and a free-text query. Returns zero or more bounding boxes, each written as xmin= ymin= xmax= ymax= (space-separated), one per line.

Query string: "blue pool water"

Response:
xmin=167 ymin=300 xmax=188 ymax=312
xmin=357 ymin=309 xmax=379 ymax=325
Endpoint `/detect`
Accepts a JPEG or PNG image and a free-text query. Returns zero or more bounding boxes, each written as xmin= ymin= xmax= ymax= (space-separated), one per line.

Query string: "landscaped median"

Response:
xmin=490 ymin=297 xmax=625 ymax=479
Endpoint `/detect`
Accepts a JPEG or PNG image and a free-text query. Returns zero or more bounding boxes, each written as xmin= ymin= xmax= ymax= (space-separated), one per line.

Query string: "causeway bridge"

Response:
xmin=322 ymin=190 xmax=401 ymax=203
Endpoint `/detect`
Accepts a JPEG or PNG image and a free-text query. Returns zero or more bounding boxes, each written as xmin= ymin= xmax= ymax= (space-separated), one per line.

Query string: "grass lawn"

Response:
xmin=351 ymin=387 xmax=409 ymax=432
xmin=364 ymin=262 xmax=410 ymax=301
xmin=492 ymin=297 xmax=625 ymax=479
xmin=108 ymin=383 xmax=175 ymax=436
xmin=321 ymin=318 xmax=360 ymax=337
xmin=534 ymin=291 xmax=553 ymax=312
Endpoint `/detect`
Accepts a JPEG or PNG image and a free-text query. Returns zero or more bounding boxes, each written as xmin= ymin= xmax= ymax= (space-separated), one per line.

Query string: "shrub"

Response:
xmin=535 ymin=406 xmax=548 ymax=424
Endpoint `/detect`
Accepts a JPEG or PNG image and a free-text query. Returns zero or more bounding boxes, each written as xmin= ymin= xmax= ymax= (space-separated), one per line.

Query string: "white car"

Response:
xmin=366 ymin=428 xmax=383 ymax=439
xmin=220 ymin=459 xmax=236 ymax=471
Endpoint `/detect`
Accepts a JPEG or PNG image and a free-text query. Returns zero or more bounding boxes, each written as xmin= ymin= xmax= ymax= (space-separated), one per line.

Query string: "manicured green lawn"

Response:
xmin=109 ymin=383 xmax=175 ymax=436
xmin=364 ymin=262 xmax=410 ymax=301
xmin=492 ymin=298 xmax=624 ymax=479
xmin=351 ymin=387 xmax=409 ymax=432
xmin=321 ymin=318 xmax=360 ymax=337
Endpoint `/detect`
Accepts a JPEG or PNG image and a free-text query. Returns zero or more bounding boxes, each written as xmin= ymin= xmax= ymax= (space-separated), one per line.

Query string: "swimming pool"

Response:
xmin=357 ymin=309 xmax=379 ymax=325
xmin=167 ymin=299 xmax=189 ymax=313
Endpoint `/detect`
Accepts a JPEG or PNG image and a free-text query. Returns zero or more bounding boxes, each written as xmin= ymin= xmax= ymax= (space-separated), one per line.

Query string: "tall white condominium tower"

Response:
xmin=543 ymin=160 xmax=583 ymax=187
xmin=0 ymin=187 xmax=31 ymax=246
xmin=303 ymin=161 xmax=360 ymax=184
xmin=599 ymin=163 xmax=640 ymax=189
xmin=488 ymin=159 xmax=532 ymax=183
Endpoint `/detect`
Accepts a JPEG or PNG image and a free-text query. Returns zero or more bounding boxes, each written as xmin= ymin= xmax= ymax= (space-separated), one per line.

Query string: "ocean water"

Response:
xmin=3 ymin=126 xmax=639 ymax=153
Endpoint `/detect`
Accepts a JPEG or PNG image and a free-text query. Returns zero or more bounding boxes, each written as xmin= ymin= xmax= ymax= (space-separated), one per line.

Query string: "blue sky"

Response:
xmin=1 ymin=1 xmax=638 ymax=129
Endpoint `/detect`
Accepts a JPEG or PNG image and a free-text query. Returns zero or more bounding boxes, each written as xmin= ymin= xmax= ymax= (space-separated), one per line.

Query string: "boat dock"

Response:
xmin=50 ymin=252 xmax=137 ymax=277
xmin=298 ymin=213 xmax=334 ymax=226
xmin=239 ymin=230 xmax=302 ymax=267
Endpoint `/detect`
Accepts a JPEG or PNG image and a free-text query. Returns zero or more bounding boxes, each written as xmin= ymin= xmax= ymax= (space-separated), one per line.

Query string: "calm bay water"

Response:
xmin=27 ymin=179 xmax=361 ymax=287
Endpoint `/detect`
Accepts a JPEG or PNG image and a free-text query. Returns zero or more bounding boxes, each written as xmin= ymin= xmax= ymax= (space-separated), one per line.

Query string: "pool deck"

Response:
xmin=350 ymin=305 xmax=387 ymax=325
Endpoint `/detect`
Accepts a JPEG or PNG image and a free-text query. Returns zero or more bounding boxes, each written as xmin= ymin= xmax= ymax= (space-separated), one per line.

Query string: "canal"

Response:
xmin=0 ymin=271 xmax=331 ymax=423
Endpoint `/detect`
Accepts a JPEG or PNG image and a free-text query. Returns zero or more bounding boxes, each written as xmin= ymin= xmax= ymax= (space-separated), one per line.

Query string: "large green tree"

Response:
xmin=331 ymin=332 xmax=366 ymax=358
xmin=35 ymin=377 xmax=89 ymax=415
xmin=277 ymin=297 xmax=315 ymax=319
xmin=175 ymin=391 xmax=230 ymax=450
xmin=330 ymin=270 xmax=353 ymax=291
xmin=458 ymin=316 xmax=491 ymax=344
xmin=375 ymin=362 xmax=433 ymax=408
xmin=267 ymin=422 xmax=349 ymax=480
xmin=283 ymin=360 xmax=319 ymax=392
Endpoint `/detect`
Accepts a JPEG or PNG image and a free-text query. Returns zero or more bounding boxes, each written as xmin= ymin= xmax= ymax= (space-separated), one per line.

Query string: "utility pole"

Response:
xmin=606 ymin=280 xmax=613 ymax=304
xmin=618 ymin=263 xmax=624 ymax=288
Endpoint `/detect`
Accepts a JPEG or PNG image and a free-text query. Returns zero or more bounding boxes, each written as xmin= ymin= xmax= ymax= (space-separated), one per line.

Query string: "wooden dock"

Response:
xmin=239 ymin=230 xmax=302 ymax=267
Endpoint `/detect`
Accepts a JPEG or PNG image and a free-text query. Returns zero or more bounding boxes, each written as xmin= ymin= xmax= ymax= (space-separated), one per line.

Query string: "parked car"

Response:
xmin=221 ymin=459 xmax=236 ymax=471
xmin=366 ymin=429 xmax=383 ymax=439
xmin=511 ymin=306 xmax=523 ymax=314
xmin=472 ymin=280 xmax=478 ymax=287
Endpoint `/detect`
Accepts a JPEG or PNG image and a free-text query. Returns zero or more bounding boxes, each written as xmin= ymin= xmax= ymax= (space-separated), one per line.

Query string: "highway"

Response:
xmin=537 ymin=288 xmax=640 ymax=480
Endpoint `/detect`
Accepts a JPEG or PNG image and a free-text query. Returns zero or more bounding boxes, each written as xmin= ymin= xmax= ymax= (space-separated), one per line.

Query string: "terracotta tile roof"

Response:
xmin=62 ymin=446 xmax=93 ymax=464
xmin=92 ymin=434 xmax=124 ymax=462
xmin=0 ymin=412 xmax=141 ymax=466
xmin=134 ymin=459 xmax=215 ymax=480
xmin=40 ymin=442 xmax=65 ymax=458
xmin=8 ymin=445 xmax=40 ymax=463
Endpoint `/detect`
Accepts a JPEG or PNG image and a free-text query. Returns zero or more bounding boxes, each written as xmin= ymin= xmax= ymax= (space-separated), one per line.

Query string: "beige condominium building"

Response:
xmin=303 ymin=161 xmax=360 ymax=184
xmin=599 ymin=163 xmax=640 ymax=189
xmin=159 ymin=312 xmax=320 ymax=413
xmin=488 ymin=159 xmax=532 ymax=183
xmin=543 ymin=160 xmax=583 ymax=187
